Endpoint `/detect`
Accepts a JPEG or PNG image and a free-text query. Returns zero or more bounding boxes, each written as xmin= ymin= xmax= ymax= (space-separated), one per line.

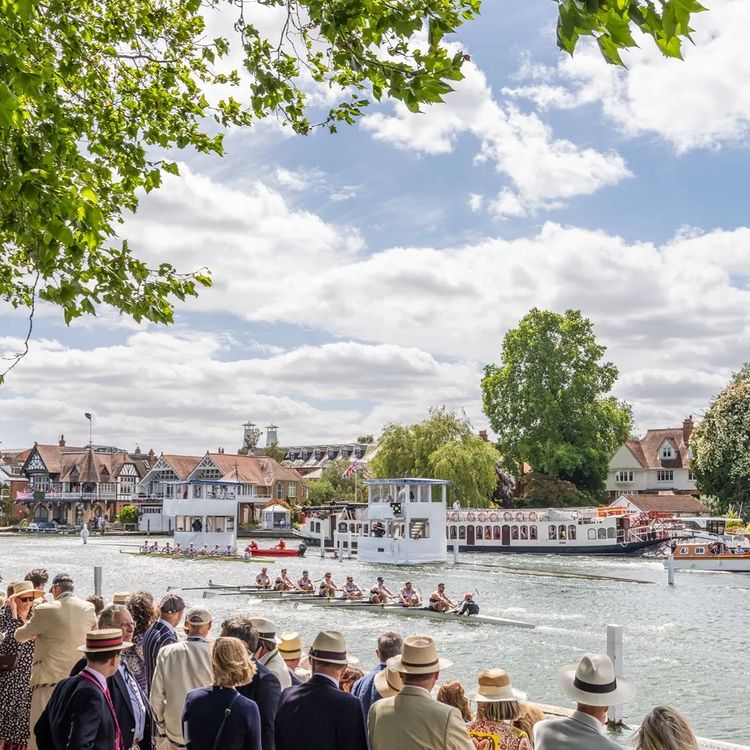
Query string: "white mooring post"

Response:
xmin=667 ymin=553 xmax=675 ymax=586
xmin=94 ymin=566 xmax=102 ymax=597
xmin=606 ymin=624 xmax=624 ymax=726
xmin=452 ymin=543 xmax=459 ymax=565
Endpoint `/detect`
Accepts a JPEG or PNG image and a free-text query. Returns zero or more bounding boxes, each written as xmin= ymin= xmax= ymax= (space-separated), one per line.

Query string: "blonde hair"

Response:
xmin=477 ymin=699 xmax=522 ymax=723
xmin=635 ymin=706 xmax=699 ymax=750
xmin=212 ymin=637 xmax=256 ymax=688
xmin=513 ymin=703 xmax=546 ymax=747
xmin=437 ymin=680 xmax=473 ymax=722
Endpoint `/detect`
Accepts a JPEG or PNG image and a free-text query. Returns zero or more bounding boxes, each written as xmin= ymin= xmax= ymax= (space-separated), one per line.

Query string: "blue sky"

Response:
xmin=2 ymin=0 xmax=750 ymax=454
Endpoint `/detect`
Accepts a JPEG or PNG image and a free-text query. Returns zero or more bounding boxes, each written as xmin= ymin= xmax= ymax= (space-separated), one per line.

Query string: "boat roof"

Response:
xmin=364 ymin=478 xmax=451 ymax=486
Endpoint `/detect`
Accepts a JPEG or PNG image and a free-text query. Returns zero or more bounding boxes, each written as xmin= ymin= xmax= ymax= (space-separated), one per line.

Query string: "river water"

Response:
xmin=1 ymin=534 xmax=746 ymax=744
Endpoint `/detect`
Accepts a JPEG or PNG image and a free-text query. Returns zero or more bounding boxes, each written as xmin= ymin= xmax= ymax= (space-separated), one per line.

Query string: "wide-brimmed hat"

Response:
xmin=79 ymin=628 xmax=133 ymax=654
xmin=308 ymin=630 xmax=359 ymax=665
xmin=251 ymin=617 xmax=282 ymax=645
xmin=387 ymin=635 xmax=452 ymax=674
xmin=112 ymin=592 xmax=130 ymax=605
xmin=8 ymin=581 xmax=44 ymax=601
xmin=279 ymin=632 xmax=304 ymax=661
xmin=374 ymin=666 xmax=403 ymax=698
xmin=559 ymin=653 xmax=635 ymax=707
xmin=473 ymin=669 xmax=527 ymax=703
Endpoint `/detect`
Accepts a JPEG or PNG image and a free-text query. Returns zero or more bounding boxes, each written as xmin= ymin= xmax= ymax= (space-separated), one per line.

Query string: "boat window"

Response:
xmin=549 ymin=525 xmax=557 ymax=540
xmin=558 ymin=525 xmax=567 ymax=540
xmin=493 ymin=526 xmax=501 ymax=540
xmin=511 ymin=526 xmax=519 ymax=540
xmin=598 ymin=528 xmax=607 ymax=539
xmin=476 ymin=526 xmax=483 ymax=540
xmin=607 ymin=527 xmax=616 ymax=538
xmin=520 ymin=525 xmax=528 ymax=540
xmin=486 ymin=525 xmax=492 ymax=539
xmin=459 ymin=525 xmax=466 ymax=540
xmin=680 ymin=547 xmax=688 ymax=554
xmin=409 ymin=519 xmax=429 ymax=539
xmin=695 ymin=547 xmax=705 ymax=554
xmin=588 ymin=529 xmax=597 ymax=540
xmin=450 ymin=526 xmax=457 ymax=539
xmin=363 ymin=524 xmax=368 ymax=535
xmin=568 ymin=525 xmax=576 ymax=540
xmin=529 ymin=526 xmax=537 ymax=540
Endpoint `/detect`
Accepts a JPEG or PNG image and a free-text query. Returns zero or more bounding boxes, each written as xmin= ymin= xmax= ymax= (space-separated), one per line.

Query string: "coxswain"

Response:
xmin=318 ymin=572 xmax=339 ymax=597
xmin=256 ymin=567 xmax=271 ymax=589
xmin=455 ymin=592 xmax=479 ymax=616
xmin=399 ymin=581 xmax=422 ymax=607
xmin=275 ymin=538 xmax=287 ymax=550
xmin=173 ymin=542 xmax=182 ymax=555
xmin=274 ymin=568 xmax=294 ymax=591
xmin=342 ymin=576 xmax=363 ymax=599
xmin=428 ymin=582 xmax=454 ymax=612
xmin=250 ymin=541 xmax=259 ymax=551
xmin=297 ymin=570 xmax=315 ymax=593
xmin=369 ymin=576 xmax=394 ymax=604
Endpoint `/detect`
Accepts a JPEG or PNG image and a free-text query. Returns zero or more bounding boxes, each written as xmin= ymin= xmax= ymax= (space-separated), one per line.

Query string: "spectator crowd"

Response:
xmin=0 ymin=568 xmax=703 ymax=750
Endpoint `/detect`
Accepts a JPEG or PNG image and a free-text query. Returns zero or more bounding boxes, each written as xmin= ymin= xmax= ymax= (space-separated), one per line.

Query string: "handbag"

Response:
xmin=0 ymin=653 xmax=19 ymax=671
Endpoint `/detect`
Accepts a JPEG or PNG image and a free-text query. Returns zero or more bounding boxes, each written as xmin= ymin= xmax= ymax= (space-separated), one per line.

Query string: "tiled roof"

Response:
xmin=207 ymin=453 xmax=304 ymax=487
xmin=618 ymin=494 xmax=708 ymax=514
xmin=30 ymin=444 xmax=87 ymax=475
xmin=623 ymin=424 xmax=692 ymax=470
xmin=162 ymin=455 xmax=202 ymax=480
xmin=58 ymin=450 xmax=150 ymax=483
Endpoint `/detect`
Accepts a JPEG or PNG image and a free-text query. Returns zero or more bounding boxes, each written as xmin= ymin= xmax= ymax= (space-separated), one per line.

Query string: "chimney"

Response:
xmin=265 ymin=425 xmax=279 ymax=447
xmin=59 ymin=434 xmax=66 ymax=447
xmin=478 ymin=430 xmax=488 ymax=442
xmin=683 ymin=416 xmax=694 ymax=445
xmin=147 ymin=448 xmax=156 ymax=464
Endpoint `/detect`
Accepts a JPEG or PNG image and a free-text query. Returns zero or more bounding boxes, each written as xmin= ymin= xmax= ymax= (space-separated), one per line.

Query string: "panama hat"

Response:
xmin=251 ymin=617 xmax=282 ymax=645
xmin=308 ymin=631 xmax=359 ymax=665
xmin=112 ymin=592 xmax=131 ymax=605
xmin=472 ymin=669 xmax=527 ymax=703
xmin=79 ymin=628 xmax=133 ymax=654
xmin=374 ymin=666 xmax=404 ymax=698
xmin=8 ymin=581 xmax=44 ymax=601
xmin=559 ymin=653 xmax=635 ymax=707
xmin=279 ymin=632 xmax=304 ymax=661
xmin=387 ymin=635 xmax=452 ymax=674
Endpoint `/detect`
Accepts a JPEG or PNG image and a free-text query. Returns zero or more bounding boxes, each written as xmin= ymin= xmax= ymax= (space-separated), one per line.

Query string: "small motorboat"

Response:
xmin=245 ymin=542 xmax=307 ymax=558
xmin=666 ymin=541 xmax=750 ymax=572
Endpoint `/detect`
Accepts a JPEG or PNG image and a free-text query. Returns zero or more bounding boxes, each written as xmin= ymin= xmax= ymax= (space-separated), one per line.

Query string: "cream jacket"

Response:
xmin=15 ymin=593 xmax=96 ymax=687
xmin=534 ymin=711 xmax=624 ymax=750
xmin=368 ymin=685 xmax=475 ymax=750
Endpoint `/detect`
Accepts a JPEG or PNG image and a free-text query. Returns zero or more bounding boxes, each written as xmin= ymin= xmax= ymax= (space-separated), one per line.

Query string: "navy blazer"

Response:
xmin=35 ymin=674 xmax=115 ymax=750
xmin=142 ymin=619 xmax=178 ymax=692
xmin=183 ymin=686 xmax=261 ymax=750
xmin=237 ymin=660 xmax=281 ymax=750
xmin=351 ymin=663 xmax=386 ymax=720
xmin=274 ymin=674 xmax=367 ymax=750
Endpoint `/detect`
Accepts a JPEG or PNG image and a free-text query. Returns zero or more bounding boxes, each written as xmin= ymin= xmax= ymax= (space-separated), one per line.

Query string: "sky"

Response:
xmin=2 ymin=1 xmax=750 ymax=455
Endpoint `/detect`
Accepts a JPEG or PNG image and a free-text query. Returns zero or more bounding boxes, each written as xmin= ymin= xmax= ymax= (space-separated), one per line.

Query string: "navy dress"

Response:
xmin=183 ymin=686 xmax=261 ymax=750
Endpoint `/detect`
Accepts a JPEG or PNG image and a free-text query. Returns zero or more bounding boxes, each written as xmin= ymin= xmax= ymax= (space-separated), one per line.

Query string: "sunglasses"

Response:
xmin=18 ymin=596 xmax=36 ymax=602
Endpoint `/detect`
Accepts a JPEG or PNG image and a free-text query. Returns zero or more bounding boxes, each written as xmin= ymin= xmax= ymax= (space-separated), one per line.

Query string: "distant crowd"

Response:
xmin=0 ymin=567 xmax=703 ymax=750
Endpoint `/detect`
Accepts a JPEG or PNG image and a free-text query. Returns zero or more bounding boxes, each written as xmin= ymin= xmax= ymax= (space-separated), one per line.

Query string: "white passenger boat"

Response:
xmin=666 ymin=541 xmax=750 ymax=572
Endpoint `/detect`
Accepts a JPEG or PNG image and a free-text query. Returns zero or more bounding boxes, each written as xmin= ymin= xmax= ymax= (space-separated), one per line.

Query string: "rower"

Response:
xmin=275 ymin=538 xmax=287 ymax=550
xmin=454 ymin=592 xmax=479 ymax=616
xmin=318 ymin=572 xmax=339 ymax=598
xmin=297 ymin=570 xmax=315 ymax=593
xmin=399 ymin=581 xmax=422 ymax=608
xmin=224 ymin=544 xmax=234 ymax=557
xmin=428 ymin=582 xmax=454 ymax=613
xmin=256 ymin=567 xmax=272 ymax=590
xmin=150 ymin=542 xmax=160 ymax=554
xmin=274 ymin=568 xmax=295 ymax=591
xmin=163 ymin=542 xmax=172 ymax=555
xmin=200 ymin=544 xmax=209 ymax=555
xmin=186 ymin=543 xmax=196 ymax=556
xmin=369 ymin=576 xmax=394 ymax=604
xmin=173 ymin=542 xmax=182 ymax=555
xmin=139 ymin=540 xmax=149 ymax=554
xmin=342 ymin=576 xmax=363 ymax=600
xmin=210 ymin=544 xmax=220 ymax=556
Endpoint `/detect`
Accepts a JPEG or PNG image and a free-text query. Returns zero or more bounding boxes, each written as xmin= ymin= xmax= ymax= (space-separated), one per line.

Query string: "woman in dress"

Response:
xmin=122 ymin=590 xmax=155 ymax=694
xmin=183 ymin=637 xmax=261 ymax=750
xmin=0 ymin=581 xmax=44 ymax=750
xmin=466 ymin=669 xmax=531 ymax=750
xmin=634 ymin=706 xmax=699 ymax=750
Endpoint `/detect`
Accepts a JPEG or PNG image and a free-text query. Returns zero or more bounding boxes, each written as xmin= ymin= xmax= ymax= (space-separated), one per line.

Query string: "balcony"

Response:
xmin=16 ymin=490 xmax=120 ymax=503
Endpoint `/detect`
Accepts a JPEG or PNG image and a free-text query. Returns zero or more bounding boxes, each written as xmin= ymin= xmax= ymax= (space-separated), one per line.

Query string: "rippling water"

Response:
xmin=1 ymin=535 xmax=747 ymax=744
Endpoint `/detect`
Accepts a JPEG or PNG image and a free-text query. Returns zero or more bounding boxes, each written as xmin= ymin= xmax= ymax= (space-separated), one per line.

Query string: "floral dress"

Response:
xmin=121 ymin=632 xmax=148 ymax=694
xmin=467 ymin=718 xmax=531 ymax=750
xmin=0 ymin=605 xmax=36 ymax=748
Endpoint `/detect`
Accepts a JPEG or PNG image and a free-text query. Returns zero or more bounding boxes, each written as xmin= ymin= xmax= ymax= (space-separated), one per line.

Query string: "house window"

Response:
xmin=688 ymin=471 xmax=695 ymax=482
xmin=657 ymin=470 xmax=674 ymax=482
xmin=661 ymin=444 xmax=674 ymax=459
xmin=288 ymin=483 xmax=296 ymax=499
xmin=275 ymin=482 xmax=283 ymax=499
xmin=615 ymin=470 xmax=634 ymax=483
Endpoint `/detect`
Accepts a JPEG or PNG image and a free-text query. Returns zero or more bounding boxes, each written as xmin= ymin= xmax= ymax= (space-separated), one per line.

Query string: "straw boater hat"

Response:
xmin=374 ymin=666 xmax=404 ymax=698
xmin=387 ymin=635 xmax=452 ymax=674
xmin=251 ymin=617 xmax=282 ymax=645
xmin=308 ymin=631 xmax=359 ymax=665
xmin=472 ymin=669 xmax=527 ymax=703
xmin=112 ymin=592 xmax=130 ymax=605
xmin=278 ymin=632 xmax=304 ymax=662
xmin=559 ymin=653 xmax=635 ymax=707
xmin=8 ymin=581 xmax=44 ymax=601
xmin=78 ymin=629 xmax=133 ymax=654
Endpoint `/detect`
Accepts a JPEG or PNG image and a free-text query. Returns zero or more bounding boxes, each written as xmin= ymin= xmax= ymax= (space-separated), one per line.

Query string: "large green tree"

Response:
xmin=481 ymin=308 xmax=632 ymax=499
xmin=691 ymin=364 xmax=750 ymax=514
xmin=370 ymin=407 xmax=499 ymax=506
xmin=306 ymin=458 xmax=359 ymax=504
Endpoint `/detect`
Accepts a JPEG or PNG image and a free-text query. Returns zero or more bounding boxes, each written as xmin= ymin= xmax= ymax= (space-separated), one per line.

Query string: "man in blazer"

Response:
xmin=150 ymin=606 xmax=213 ymax=750
xmin=351 ymin=631 xmax=402 ymax=720
xmin=275 ymin=631 xmax=367 ymax=750
xmin=534 ymin=653 xmax=635 ymax=750
xmin=143 ymin=593 xmax=185 ymax=693
xmin=222 ymin=617 xmax=281 ymax=750
xmin=35 ymin=628 xmax=131 ymax=750
xmin=368 ymin=635 xmax=474 ymax=750
xmin=16 ymin=572 xmax=97 ymax=750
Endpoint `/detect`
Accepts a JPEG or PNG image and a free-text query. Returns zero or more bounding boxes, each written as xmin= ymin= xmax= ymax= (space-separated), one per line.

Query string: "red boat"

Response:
xmin=245 ymin=542 xmax=307 ymax=558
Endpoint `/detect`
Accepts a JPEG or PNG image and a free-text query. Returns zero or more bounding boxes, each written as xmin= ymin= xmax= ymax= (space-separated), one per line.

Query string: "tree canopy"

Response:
xmin=481 ymin=308 xmax=632 ymax=500
xmin=306 ymin=458 xmax=360 ymax=505
xmin=691 ymin=364 xmax=750 ymax=515
xmin=369 ymin=407 xmax=499 ymax=506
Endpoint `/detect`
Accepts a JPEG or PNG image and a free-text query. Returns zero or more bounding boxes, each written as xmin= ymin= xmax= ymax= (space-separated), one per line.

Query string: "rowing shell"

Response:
xmin=118 ymin=550 xmax=276 ymax=564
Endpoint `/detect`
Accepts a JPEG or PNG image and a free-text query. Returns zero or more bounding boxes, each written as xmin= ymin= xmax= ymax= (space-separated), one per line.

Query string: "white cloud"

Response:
xmin=361 ymin=59 xmax=630 ymax=216
xmin=468 ymin=193 xmax=484 ymax=213
xmin=274 ymin=167 xmax=310 ymax=191
xmin=504 ymin=0 xmax=750 ymax=152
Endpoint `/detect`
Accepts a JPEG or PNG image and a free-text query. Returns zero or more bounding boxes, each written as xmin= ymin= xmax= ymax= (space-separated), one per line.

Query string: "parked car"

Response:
xmin=21 ymin=521 xmax=59 ymax=534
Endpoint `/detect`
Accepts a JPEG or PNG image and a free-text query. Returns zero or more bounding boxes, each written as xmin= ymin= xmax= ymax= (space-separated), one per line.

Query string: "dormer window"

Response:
xmin=660 ymin=443 xmax=674 ymax=460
